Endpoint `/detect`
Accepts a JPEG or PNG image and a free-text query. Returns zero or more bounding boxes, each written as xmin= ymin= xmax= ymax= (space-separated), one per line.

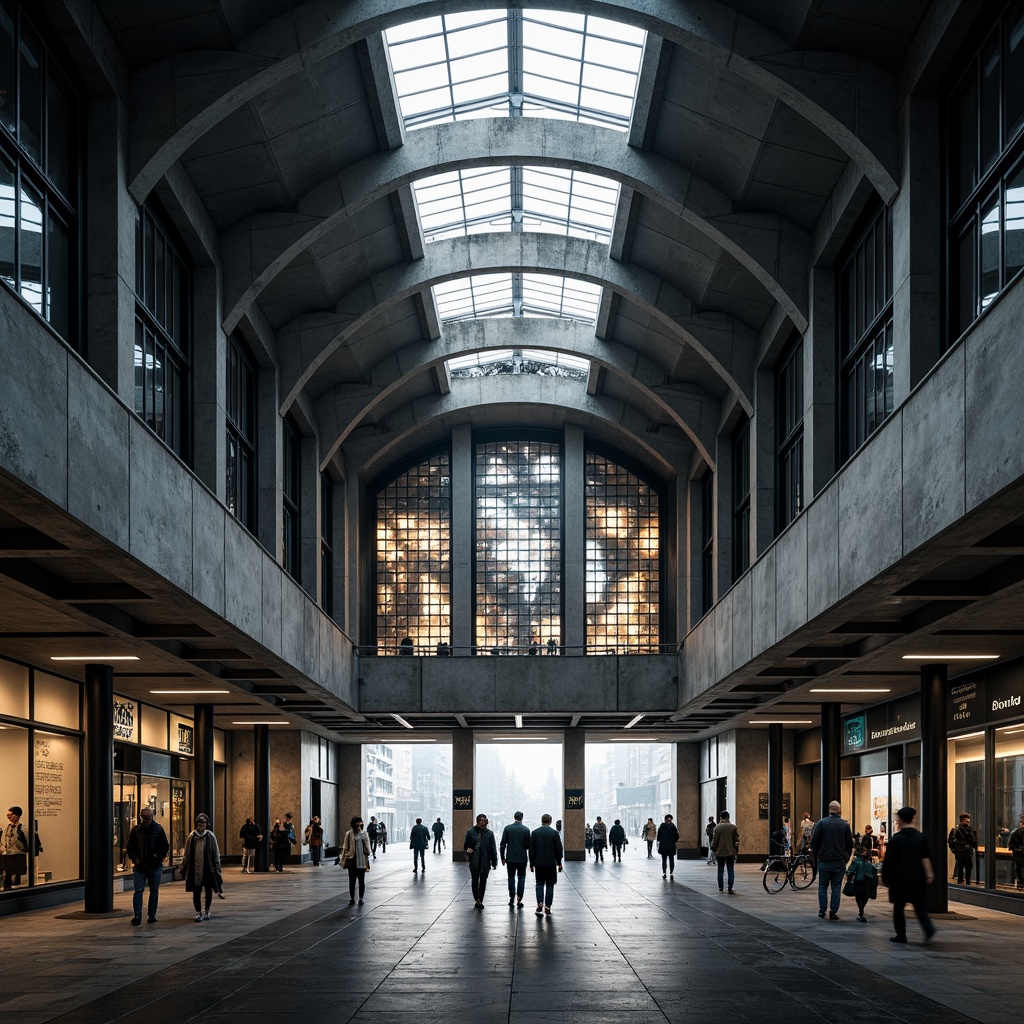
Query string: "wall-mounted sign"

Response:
xmin=113 ymin=697 xmax=138 ymax=743
xmin=758 ymin=792 xmax=791 ymax=820
xmin=453 ymin=789 xmax=473 ymax=811
xmin=565 ymin=789 xmax=585 ymax=810
xmin=948 ymin=668 xmax=1024 ymax=730
xmin=169 ymin=715 xmax=194 ymax=755
xmin=843 ymin=696 xmax=920 ymax=754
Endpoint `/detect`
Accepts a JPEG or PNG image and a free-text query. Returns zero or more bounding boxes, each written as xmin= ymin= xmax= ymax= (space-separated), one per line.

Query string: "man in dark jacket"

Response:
xmin=657 ymin=814 xmax=680 ymax=879
xmin=500 ymin=811 xmax=531 ymax=907
xmin=592 ymin=816 xmax=608 ymax=862
xmin=431 ymin=817 xmax=445 ymax=853
xmin=609 ymin=820 xmax=627 ymax=861
xmin=126 ymin=806 xmax=169 ymax=926
xmin=947 ymin=812 xmax=978 ymax=884
xmin=238 ymin=816 xmax=262 ymax=873
xmin=529 ymin=813 xmax=563 ymax=915
xmin=811 ymin=800 xmax=854 ymax=920
xmin=410 ymin=818 xmax=430 ymax=873
xmin=367 ymin=817 xmax=379 ymax=859
xmin=464 ymin=813 xmax=498 ymax=909
xmin=882 ymin=805 xmax=936 ymax=943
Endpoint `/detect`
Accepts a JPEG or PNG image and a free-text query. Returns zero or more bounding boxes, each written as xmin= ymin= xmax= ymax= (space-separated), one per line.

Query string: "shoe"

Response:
xmin=217 ymin=892 xmax=225 ymax=899
xmin=348 ymin=898 xmax=355 ymax=906
xmin=858 ymin=914 xmax=866 ymax=922
xmin=890 ymin=936 xmax=907 ymax=944
xmin=517 ymin=901 xmax=524 ymax=908
xmin=818 ymin=909 xmax=826 ymax=918
xmin=664 ymin=873 xmax=667 ymax=878
xmin=924 ymin=928 xmax=936 ymax=942
xmin=536 ymin=905 xmax=544 ymax=915
xmin=719 ymin=887 xmax=724 ymax=892
xmin=147 ymin=917 xmax=157 ymax=924
xmin=358 ymin=899 xmax=364 ymax=905
xmin=131 ymin=917 xmax=141 ymax=926
xmin=670 ymin=873 xmax=674 ymax=879
xmin=195 ymin=914 xmax=203 ymax=922
xmin=544 ymin=906 xmax=551 ymax=914
xmin=829 ymin=913 xmax=839 ymax=921
xmin=413 ymin=868 xmax=418 ymax=873
xmin=727 ymin=888 xmax=734 ymax=894
xmin=203 ymin=912 xmax=211 ymax=920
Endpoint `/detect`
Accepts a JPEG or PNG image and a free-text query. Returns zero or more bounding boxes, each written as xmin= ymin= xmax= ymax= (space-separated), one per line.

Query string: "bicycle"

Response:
xmin=762 ymin=849 xmax=817 ymax=893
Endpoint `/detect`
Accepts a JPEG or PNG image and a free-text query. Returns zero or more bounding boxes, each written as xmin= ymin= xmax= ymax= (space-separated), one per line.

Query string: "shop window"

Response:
xmin=951 ymin=732 xmax=986 ymax=886
xmin=838 ymin=202 xmax=894 ymax=460
xmin=0 ymin=1 xmax=80 ymax=347
xmin=775 ymin=338 xmax=804 ymax=532
xmin=226 ymin=333 xmax=257 ymax=532
xmin=0 ymin=724 xmax=28 ymax=889
xmin=33 ymin=670 xmax=78 ymax=729
xmin=141 ymin=704 xmax=168 ymax=749
xmin=995 ymin=724 xmax=1024 ymax=891
xmin=113 ymin=771 xmax=138 ymax=874
xmin=134 ymin=202 xmax=191 ymax=458
xmin=947 ymin=3 xmax=1024 ymax=340
xmin=33 ymin=730 xmax=79 ymax=884
xmin=0 ymin=657 xmax=28 ymax=718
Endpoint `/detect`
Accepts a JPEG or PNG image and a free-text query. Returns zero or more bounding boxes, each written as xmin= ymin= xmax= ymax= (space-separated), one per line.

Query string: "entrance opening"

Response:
xmin=475 ymin=741 xmax=563 ymax=830
xmin=364 ymin=742 xmax=452 ymax=845
xmin=585 ymin=742 xmax=673 ymax=845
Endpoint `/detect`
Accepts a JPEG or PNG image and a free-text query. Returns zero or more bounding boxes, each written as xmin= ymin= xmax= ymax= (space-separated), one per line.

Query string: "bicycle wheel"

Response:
xmin=762 ymin=859 xmax=789 ymax=893
xmin=790 ymin=855 xmax=817 ymax=889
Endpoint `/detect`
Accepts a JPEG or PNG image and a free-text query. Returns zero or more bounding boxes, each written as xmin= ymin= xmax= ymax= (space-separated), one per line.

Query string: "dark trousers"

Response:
xmin=954 ymin=854 xmax=973 ymax=884
xmin=433 ymin=835 xmax=443 ymax=853
xmin=348 ymin=866 xmax=366 ymax=899
xmin=1014 ymin=855 xmax=1024 ymax=887
xmin=413 ymin=848 xmax=425 ymax=870
xmin=132 ymin=867 xmax=161 ymax=920
xmin=191 ymin=884 xmax=214 ymax=913
xmin=646 ymin=840 xmax=653 ymax=857
xmin=611 ymin=843 xmax=623 ymax=860
xmin=593 ymin=844 xmax=604 ymax=862
xmin=535 ymin=864 xmax=557 ymax=907
xmin=370 ymin=836 xmax=378 ymax=857
xmin=891 ymin=881 xmax=934 ymax=939
xmin=311 ymin=845 xmax=323 ymax=866
xmin=470 ymin=868 xmax=490 ymax=902
xmin=273 ymin=846 xmax=288 ymax=871
xmin=506 ymin=861 xmax=526 ymax=899
xmin=662 ymin=851 xmax=675 ymax=875
xmin=716 ymin=855 xmax=735 ymax=889
xmin=853 ymin=879 xmax=869 ymax=915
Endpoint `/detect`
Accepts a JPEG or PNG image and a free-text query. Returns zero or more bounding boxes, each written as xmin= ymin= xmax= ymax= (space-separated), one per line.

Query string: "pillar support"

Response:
xmin=563 ymin=728 xmax=585 ymax=860
xmin=767 ymin=723 xmax=784 ymax=849
xmin=921 ymin=663 xmax=948 ymax=913
xmin=84 ymin=663 xmax=114 ymax=913
xmin=820 ymin=703 xmax=841 ymax=820
xmin=193 ymin=703 xmax=215 ymax=831
xmin=452 ymin=729 xmax=474 ymax=861
xmin=253 ymin=725 xmax=271 ymax=872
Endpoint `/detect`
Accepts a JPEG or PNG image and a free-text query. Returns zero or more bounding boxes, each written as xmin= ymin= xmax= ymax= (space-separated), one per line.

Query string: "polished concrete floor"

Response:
xmin=2 ymin=847 xmax=1016 ymax=1024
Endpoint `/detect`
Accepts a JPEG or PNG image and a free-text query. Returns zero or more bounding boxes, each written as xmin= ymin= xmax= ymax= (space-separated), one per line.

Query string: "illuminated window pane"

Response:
xmin=375 ymin=454 xmax=452 ymax=654
xmin=475 ymin=440 xmax=560 ymax=653
xmin=586 ymin=453 xmax=659 ymax=653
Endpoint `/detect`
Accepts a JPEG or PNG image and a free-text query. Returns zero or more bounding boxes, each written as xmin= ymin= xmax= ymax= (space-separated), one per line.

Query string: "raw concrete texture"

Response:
xmin=749 ymin=545 xmax=776 ymax=654
xmin=223 ymin=514 xmax=263 ymax=640
xmin=804 ymin=481 xmax=839 ymax=621
xmin=128 ymin=418 xmax=193 ymax=594
xmin=773 ymin=512 xmax=807 ymax=641
xmin=837 ymin=416 xmax=903 ymax=598
xmin=902 ymin=343 xmax=966 ymax=553
xmin=0 ymin=299 xmax=68 ymax=508
xmin=67 ymin=358 xmax=130 ymax=548
xmin=191 ymin=484 xmax=226 ymax=615
xmin=261 ymin=549 xmax=284 ymax=659
xmin=729 ymin=572 xmax=753 ymax=670
xmin=361 ymin=655 xmax=421 ymax=711
xmin=618 ymin=654 xmax=677 ymax=712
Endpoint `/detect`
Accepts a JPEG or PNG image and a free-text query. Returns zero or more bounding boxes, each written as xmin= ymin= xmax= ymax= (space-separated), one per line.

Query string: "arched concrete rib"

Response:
xmin=341 ymin=375 xmax=690 ymax=480
xmin=313 ymin=318 xmax=720 ymax=470
xmin=221 ymin=118 xmax=809 ymax=336
xmin=128 ymin=1 xmax=898 ymax=210
xmin=276 ymin=232 xmax=756 ymax=413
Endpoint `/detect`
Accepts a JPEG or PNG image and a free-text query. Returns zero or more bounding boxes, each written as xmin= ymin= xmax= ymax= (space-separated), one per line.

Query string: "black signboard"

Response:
xmin=758 ymin=792 xmax=791 ymax=820
xmin=453 ymin=789 xmax=473 ymax=811
xmin=565 ymin=789 xmax=585 ymax=810
xmin=949 ymin=677 xmax=983 ymax=729
xmin=843 ymin=695 xmax=920 ymax=753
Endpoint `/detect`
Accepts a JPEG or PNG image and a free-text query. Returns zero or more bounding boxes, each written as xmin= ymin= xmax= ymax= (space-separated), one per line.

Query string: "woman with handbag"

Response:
xmin=181 ymin=813 xmax=222 ymax=922
xmin=341 ymin=816 xmax=371 ymax=905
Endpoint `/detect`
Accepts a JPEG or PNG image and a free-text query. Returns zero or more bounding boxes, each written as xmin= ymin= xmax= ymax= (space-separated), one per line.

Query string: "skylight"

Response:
xmin=434 ymin=274 xmax=601 ymax=322
xmin=385 ymin=10 xmax=646 ymax=132
xmin=413 ymin=166 xmax=619 ymax=243
xmin=449 ymin=348 xmax=590 ymax=380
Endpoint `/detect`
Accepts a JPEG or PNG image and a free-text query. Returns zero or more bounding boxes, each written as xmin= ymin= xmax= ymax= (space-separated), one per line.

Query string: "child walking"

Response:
xmin=846 ymin=845 xmax=878 ymax=922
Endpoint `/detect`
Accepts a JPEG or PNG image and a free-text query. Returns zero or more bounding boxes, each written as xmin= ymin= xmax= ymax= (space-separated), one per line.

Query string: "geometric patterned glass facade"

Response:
xmin=585 ymin=453 xmax=660 ymax=652
xmin=475 ymin=440 xmax=561 ymax=653
xmin=375 ymin=454 xmax=451 ymax=654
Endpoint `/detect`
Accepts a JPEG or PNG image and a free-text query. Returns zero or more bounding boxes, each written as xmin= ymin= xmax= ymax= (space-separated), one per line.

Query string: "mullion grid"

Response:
xmin=375 ymin=454 xmax=452 ymax=654
xmin=585 ymin=454 xmax=659 ymax=653
xmin=475 ymin=441 xmax=560 ymax=654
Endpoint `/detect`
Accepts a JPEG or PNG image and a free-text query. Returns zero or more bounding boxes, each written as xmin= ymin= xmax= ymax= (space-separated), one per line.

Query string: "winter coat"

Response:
xmin=410 ymin=823 xmax=431 ymax=851
xmin=592 ymin=821 xmax=608 ymax=849
xmin=126 ymin=821 xmax=169 ymax=870
xmin=464 ymin=826 xmax=498 ymax=873
xmin=341 ymin=828 xmax=371 ymax=869
xmin=643 ymin=821 xmax=657 ymax=841
xmin=499 ymin=821 xmax=531 ymax=863
xmin=271 ymin=822 xmax=294 ymax=852
xmin=656 ymin=821 xmax=680 ymax=855
xmin=181 ymin=829 xmax=222 ymax=892
xmin=239 ymin=822 xmax=262 ymax=850
xmin=304 ymin=822 xmax=324 ymax=847
xmin=710 ymin=821 xmax=739 ymax=857
xmin=609 ymin=824 xmax=626 ymax=846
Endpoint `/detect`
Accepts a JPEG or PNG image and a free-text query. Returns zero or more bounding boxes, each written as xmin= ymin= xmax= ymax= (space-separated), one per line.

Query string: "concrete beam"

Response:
xmin=276 ymin=232 xmax=757 ymax=412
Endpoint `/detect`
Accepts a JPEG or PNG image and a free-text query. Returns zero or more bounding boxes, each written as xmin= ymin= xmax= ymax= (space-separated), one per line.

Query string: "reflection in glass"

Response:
xmin=376 ymin=454 xmax=451 ymax=654
xmin=980 ymin=193 xmax=1000 ymax=308
xmin=19 ymin=179 xmax=41 ymax=313
xmin=1006 ymin=167 xmax=1024 ymax=282
xmin=0 ymin=164 xmax=14 ymax=289
xmin=995 ymin=725 xmax=1024 ymax=891
xmin=475 ymin=440 xmax=560 ymax=653
xmin=0 ymin=0 xmax=14 ymax=136
xmin=586 ymin=454 xmax=659 ymax=652
xmin=18 ymin=19 xmax=41 ymax=166
xmin=952 ymin=733 xmax=985 ymax=886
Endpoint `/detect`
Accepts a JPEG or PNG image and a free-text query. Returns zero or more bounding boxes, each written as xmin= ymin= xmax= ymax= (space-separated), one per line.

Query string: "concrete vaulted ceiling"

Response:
xmin=99 ymin=0 xmax=912 ymax=480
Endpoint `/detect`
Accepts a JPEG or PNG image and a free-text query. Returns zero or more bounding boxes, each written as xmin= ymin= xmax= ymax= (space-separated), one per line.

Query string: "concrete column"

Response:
xmin=921 ymin=663 xmax=948 ymax=913
xmin=452 ymin=729 xmax=474 ymax=861
xmin=751 ymin=369 xmax=775 ymax=556
xmin=675 ymin=742 xmax=699 ymax=853
xmin=451 ymin=424 xmax=473 ymax=655
xmin=193 ymin=704 xmax=215 ymax=830
xmin=767 ymin=724 xmax=784 ymax=850
xmin=820 ymin=703 xmax=841 ymax=820
xmin=687 ymin=471 xmax=703 ymax=629
xmin=563 ymin=727 xmax=585 ymax=860
xmin=192 ymin=268 xmax=227 ymax=497
xmin=337 ymin=743 xmax=363 ymax=832
xmin=806 ymin=267 xmax=836 ymax=496
xmin=675 ymin=472 xmax=690 ymax=638
xmin=894 ymin=95 xmax=941 ymax=396
xmin=253 ymin=725 xmax=271 ymax=871
xmin=84 ymin=664 xmax=114 ymax=913
xmin=563 ymin=424 xmax=585 ymax=654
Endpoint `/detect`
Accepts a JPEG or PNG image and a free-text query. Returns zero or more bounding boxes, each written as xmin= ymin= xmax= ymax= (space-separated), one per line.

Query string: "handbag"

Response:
xmin=842 ymin=878 xmax=856 ymax=897
xmin=342 ymin=856 xmax=355 ymax=870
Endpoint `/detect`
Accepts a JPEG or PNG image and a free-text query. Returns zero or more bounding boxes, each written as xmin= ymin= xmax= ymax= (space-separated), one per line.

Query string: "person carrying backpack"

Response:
xmin=845 ymin=845 xmax=878 ymax=922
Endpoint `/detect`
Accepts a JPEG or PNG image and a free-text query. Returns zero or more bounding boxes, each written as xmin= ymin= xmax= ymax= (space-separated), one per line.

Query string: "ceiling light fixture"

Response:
xmin=608 ymin=736 xmax=659 ymax=741
xmin=231 ymin=721 xmax=288 ymax=726
xmin=492 ymin=736 xmax=548 ymax=741
xmin=901 ymin=654 xmax=999 ymax=661
xmin=809 ymin=688 xmax=891 ymax=694
xmin=750 ymin=720 xmax=813 ymax=725
xmin=625 ymin=714 xmax=644 ymax=729
xmin=150 ymin=689 xmax=230 ymax=695
xmin=515 ymin=714 xmax=523 ymax=729
xmin=50 ymin=655 xmax=140 ymax=662
xmin=391 ymin=714 xmax=414 ymax=730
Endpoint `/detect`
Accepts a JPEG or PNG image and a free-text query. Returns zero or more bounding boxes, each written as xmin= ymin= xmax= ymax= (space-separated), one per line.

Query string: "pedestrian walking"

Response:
xmin=609 ymin=819 xmax=626 ymax=861
xmin=341 ymin=815 xmax=371 ymax=905
xmin=431 ymin=816 xmax=446 ymax=853
xmin=592 ymin=817 xmax=608 ymax=862
xmin=705 ymin=816 xmax=717 ymax=864
xmin=811 ymin=800 xmax=854 ymax=920
xmin=464 ymin=813 xmax=498 ymax=909
xmin=181 ymin=813 xmax=222 ymax=922
xmin=643 ymin=817 xmax=657 ymax=858
xmin=378 ymin=821 xmax=388 ymax=853
xmin=947 ymin=812 xmax=978 ymax=884
xmin=126 ymin=806 xmax=169 ymax=925
xmin=882 ymin=806 xmax=936 ymax=944
xmin=845 ymin=845 xmax=878 ymax=922
xmin=410 ymin=817 xmax=430 ymax=873
xmin=500 ymin=810 xmax=531 ymax=908
xmin=529 ymin=813 xmax=563 ymax=915
xmin=270 ymin=817 xmax=292 ymax=872
xmin=585 ymin=823 xmax=594 ymax=857
xmin=238 ymin=816 xmax=262 ymax=873
xmin=657 ymin=814 xmax=680 ymax=879
xmin=304 ymin=816 xmax=325 ymax=866
xmin=367 ymin=816 xmax=379 ymax=859
xmin=797 ymin=812 xmax=815 ymax=851
xmin=711 ymin=812 xmax=739 ymax=891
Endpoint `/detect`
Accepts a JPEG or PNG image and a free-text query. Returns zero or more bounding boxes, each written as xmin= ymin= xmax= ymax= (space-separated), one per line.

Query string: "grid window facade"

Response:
xmin=776 ymin=340 xmax=804 ymax=532
xmin=0 ymin=0 xmax=79 ymax=345
xmin=375 ymin=454 xmax=451 ymax=654
xmin=134 ymin=203 xmax=190 ymax=457
xmin=732 ymin=418 xmax=750 ymax=582
xmin=282 ymin=418 xmax=301 ymax=582
xmin=321 ymin=471 xmax=334 ymax=619
xmin=585 ymin=453 xmax=659 ymax=653
xmin=700 ymin=469 xmax=714 ymax=616
xmin=225 ymin=333 xmax=257 ymax=533
xmin=838 ymin=202 xmax=894 ymax=459
xmin=948 ymin=3 xmax=1024 ymax=340
xmin=475 ymin=440 xmax=561 ymax=653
